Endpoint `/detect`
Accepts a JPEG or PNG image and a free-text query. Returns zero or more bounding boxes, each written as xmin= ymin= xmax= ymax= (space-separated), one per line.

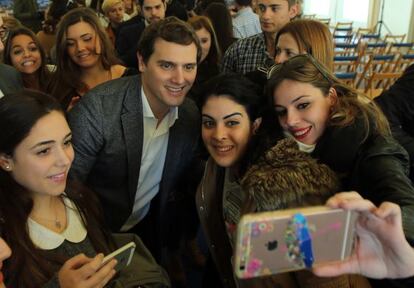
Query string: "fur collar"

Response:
xmin=242 ymin=138 xmax=340 ymax=212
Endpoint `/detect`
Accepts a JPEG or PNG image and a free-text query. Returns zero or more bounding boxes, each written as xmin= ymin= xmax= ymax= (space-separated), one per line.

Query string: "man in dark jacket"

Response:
xmin=68 ymin=17 xmax=201 ymax=266
xmin=116 ymin=0 xmax=166 ymax=68
xmin=375 ymin=64 xmax=414 ymax=182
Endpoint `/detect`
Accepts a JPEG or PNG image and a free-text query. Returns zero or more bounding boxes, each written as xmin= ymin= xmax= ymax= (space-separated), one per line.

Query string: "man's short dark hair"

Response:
xmin=235 ymin=0 xmax=252 ymax=7
xmin=287 ymin=0 xmax=297 ymax=7
xmin=137 ymin=16 xmax=202 ymax=63
xmin=138 ymin=0 xmax=166 ymax=8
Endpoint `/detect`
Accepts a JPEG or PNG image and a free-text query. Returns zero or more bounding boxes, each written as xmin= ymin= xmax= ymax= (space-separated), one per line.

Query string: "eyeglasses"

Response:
xmin=259 ymin=54 xmax=334 ymax=83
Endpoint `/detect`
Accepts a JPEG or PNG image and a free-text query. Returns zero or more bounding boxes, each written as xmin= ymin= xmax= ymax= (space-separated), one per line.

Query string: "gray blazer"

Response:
xmin=0 ymin=64 xmax=23 ymax=95
xmin=68 ymin=75 xmax=200 ymax=242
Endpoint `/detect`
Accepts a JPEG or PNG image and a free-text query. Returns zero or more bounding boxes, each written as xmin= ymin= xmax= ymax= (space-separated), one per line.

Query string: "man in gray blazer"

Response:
xmin=68 ymin=17 xmax=201 ymax=262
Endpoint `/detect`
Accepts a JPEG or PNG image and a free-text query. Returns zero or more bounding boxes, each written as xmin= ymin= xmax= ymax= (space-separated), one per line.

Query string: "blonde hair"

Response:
xmin=101 ymin=0 xmax=123 ymax=14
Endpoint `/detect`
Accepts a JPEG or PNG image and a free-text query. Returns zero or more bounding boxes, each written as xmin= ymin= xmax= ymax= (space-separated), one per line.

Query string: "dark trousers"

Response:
xmin=126 ymin=194 xmax=161 ymax=262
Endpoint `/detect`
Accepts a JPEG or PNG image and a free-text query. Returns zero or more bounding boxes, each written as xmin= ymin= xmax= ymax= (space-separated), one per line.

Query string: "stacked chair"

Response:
xmin=326 ymin=20 xmax=414 ymax=98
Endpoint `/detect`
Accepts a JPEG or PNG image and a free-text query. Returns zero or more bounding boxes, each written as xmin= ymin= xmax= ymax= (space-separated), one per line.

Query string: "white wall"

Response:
xmin=303 ymin=0 xmax=414 ymax=41
xmin=380 ymin=0 xmax=413 ymax=39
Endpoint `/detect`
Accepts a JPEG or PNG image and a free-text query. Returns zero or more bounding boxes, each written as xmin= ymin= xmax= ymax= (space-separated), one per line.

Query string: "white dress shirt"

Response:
xmin=121 ymin=87 xmax=178 ymax=231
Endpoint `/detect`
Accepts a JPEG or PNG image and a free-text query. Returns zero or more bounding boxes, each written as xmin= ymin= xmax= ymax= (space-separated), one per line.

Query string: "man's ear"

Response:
xmin=0 ymin=153 xmax=13 ymax=172
xmin=137 ymin=52 xmax=146 ymax=73
xmin=252 ymin=117 xmax=262 ymax=135
xmin=288 ymin=3 xmax=299 ymax=20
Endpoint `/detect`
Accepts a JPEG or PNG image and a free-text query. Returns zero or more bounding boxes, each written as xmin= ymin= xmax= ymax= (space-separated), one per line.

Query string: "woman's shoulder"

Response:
xmin=359 ymin=134 xmax=409 ymax=162
xmin=110 ymin=65 xmax=139 ymax=78
xmin=111 ymin=64 xmax=127 ymax=78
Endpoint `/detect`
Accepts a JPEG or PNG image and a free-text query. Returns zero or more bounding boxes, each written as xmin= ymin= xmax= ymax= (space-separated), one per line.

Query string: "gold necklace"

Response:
xmin=31 ymin=198 xmax=64 ymax=229
xmin=32 ymin=212 xmax=62 ymax=229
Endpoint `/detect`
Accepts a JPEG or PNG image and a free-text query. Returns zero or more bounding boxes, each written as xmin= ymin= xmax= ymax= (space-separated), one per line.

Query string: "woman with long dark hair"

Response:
xmin=188 ymin=15 xmax=221 ymax=101
xmin=3 ymin=27 xmax=52 ymax=92
xmin=0 ymin=90 xmax=169 ymax=287
xmin=203 ymin=2 xmax=236 ymax=55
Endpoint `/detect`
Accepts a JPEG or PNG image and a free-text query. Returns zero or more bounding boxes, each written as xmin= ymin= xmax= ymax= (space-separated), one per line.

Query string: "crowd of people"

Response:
xmin=1 ymin=0 xmax=414 ymax=288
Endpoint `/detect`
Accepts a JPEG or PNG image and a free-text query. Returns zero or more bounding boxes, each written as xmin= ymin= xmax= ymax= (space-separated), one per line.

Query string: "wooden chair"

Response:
xmin=316 ymin=18 xmax=331 ymax=26
xmin=364 ymin=42 xmax=388 ymax=55
xmin=356 ymin=53 xmax=399 ymax=89
xmin=356 ymin=27 xmax=374 ymax=36
xmin=334 ymin=56 xmax=359 ymax=87
xmin=334 ymin=44 xmax=364 ymax=87
xmin=364 ymin=71 xmax=402 ymax=98
xmin=334 ymin=22 xmax=353 ymax=34
xmin=335 ymin=42 xmax=359 ymax=57
xmin=384 ymin=34 xmax=406 ymax=44
xmin=396 ymin=52 xmax=414 ymax=72
xmin=334 ymin=34 xmax=354 ymax=44
xmin=303 ymin=14 xmax=316 ymax=19
xmin=387 ymin=42 xmax=413 ymax=54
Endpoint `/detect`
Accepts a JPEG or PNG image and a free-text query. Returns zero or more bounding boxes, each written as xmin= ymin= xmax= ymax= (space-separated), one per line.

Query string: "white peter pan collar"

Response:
xmin=28 ymin=197 xmax=87 ymax=250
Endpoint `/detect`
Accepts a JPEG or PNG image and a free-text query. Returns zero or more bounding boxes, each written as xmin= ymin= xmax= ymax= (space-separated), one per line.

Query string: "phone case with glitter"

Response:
xmin=234 ymin=206 xmax=357 ymax=279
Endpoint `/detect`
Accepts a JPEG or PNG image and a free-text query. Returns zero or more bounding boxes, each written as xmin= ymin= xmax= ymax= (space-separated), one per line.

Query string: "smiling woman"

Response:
xmin=263 ymin=56 xmax=414 ymax=281
xmin=3 ymin=27 xmax=51 ymax=92
xmin=47 ymin=7 xmax=135 ymax=111
xmin=196 ymin=73 xmax=272 ymax=288
xmin=0 ymin=90 xmax=169 ymax=288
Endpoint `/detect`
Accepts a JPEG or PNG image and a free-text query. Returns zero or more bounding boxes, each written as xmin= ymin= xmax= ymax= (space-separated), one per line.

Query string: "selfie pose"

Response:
xmin=265 ymin=55 xmax=414 ymax=286
xmin=0 ymin=90 xmax=169 ymax=288
xmin=315 ymin=192 xmax=414 ymax=286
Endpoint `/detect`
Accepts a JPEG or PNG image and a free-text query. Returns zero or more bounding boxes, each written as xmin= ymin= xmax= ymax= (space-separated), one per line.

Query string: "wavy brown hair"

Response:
xmin=266 ymin=56 xmax=391 ymax=141
xmin=0 ymin=90 xmax=115 ymax=288
xmin=47 ymin=7 xmax=120 ymax=109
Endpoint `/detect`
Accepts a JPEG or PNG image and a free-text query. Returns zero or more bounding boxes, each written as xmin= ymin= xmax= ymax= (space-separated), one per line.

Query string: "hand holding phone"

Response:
xmin=234 ymin=206 xmax=357 ymax=279
xmin=100 ymin=242 xmax=136 ymax=272
xmin=314 ymin=192 xmax=414 ymax=280
xmin=58 ymin=253 xmax=116 ymax=288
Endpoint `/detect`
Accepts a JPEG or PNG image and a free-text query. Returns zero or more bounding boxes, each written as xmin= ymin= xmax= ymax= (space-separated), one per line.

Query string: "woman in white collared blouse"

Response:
xmin=0 ymin=90 xmax=169 ymax=288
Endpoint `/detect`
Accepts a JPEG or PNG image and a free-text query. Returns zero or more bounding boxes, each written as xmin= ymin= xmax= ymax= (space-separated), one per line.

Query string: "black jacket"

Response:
xmin=375 ymin=64 xmax=414 ymax=182
xmin=115 ymin=16 xmax=146 ymax=69
xmin=312 ymin=118 xmax=414 ymax=244
xmin=312 ymin=119 xmax=414 ymax=288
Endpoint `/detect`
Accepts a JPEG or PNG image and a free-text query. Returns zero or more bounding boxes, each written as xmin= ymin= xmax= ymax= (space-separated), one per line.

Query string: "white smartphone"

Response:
xmin=234 ymin=206 xmax=357 ymax=279
xmin=101 ymin=241 xmax=136 ymax=272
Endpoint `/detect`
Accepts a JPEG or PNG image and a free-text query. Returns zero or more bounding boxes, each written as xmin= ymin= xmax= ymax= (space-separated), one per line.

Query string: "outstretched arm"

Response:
xmin=313 ymin=192 xmax=414 ymax=279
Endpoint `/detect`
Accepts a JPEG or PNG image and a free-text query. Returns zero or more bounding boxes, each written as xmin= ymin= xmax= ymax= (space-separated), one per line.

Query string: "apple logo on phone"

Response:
xmin=266 ymin=240 xmax=278 ymax=251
